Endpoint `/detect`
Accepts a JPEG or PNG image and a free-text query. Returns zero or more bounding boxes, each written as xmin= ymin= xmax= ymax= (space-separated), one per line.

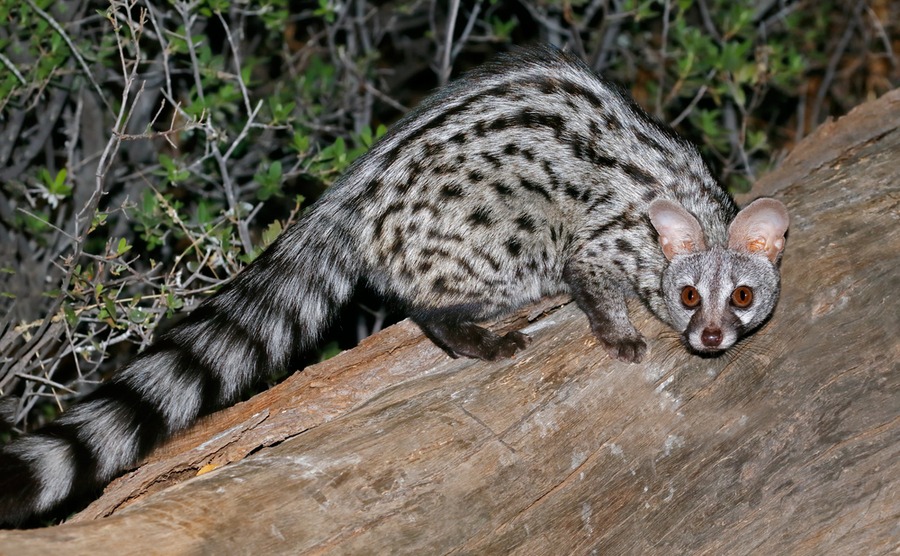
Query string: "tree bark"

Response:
xmin=1 ymin=89 xmax=897 ymax=554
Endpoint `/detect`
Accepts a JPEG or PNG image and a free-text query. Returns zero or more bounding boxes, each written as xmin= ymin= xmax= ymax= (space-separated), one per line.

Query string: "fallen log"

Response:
xmin=0 ymin=89 xmax=897 ymax=554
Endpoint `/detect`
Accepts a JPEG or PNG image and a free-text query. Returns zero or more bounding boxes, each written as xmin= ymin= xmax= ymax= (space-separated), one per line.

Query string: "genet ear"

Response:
xmin=648 ymin=199 xmax=707 ymax=261
xmin=728 ymin=198 xmax=790 ymax=262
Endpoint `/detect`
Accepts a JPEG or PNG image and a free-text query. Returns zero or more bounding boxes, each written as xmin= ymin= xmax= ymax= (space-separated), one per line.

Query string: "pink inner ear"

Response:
xmin=649 ymin=199 xmax=706 ymax=261
xmin=728 ymin=199 xmax=789 ymax=262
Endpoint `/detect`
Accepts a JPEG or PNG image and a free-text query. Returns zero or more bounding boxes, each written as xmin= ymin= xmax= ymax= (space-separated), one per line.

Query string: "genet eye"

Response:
xmin=731 ymin=286 xmax=753 ymax=308
xmin=681 ymin=285 xmax=701 ymax=308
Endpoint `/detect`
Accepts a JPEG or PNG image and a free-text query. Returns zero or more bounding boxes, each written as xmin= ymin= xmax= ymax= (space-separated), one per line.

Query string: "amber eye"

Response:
xmin=731 ymin=286 xmax=753 ymax=308
xmin=681 ymin=286 xmax=701 ymax=308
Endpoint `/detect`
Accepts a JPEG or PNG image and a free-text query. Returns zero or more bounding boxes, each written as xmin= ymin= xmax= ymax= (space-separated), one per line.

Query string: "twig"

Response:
xmin=0 ymin=52 xmax=26 ymax=85
xmin=669 ymin=69 xmax=716 ymax=128
xmin=810 ymin=1 xmax=864 ymax=126
xmin=591 ymin=0 xmax=624 ymax=72
xmin=450 ymin=2 xmax=482 ymax=62
xmin=517 ymin=1 xmax=571 ymax=42
xmin=440 ymin=0 xmax=460 ymax=86
xmin=13 ymin=372 xmax=75 ymax=394
xmin=695 ymin=0 xmax=722 ymax=43
xmin=863 ymin=5 xmax=897 ymax=70
xmin=215 ymin=10 xmax=253 ymax=116
xmin=176 ymin=1 xmax=205 ymax=104
xmin=655 ymin=0 xmax=672 ymax=118
xmin=223 ymin=100 xmax=264 ymax=161
xmin=145 ymin=2 xmax=174 ymax=99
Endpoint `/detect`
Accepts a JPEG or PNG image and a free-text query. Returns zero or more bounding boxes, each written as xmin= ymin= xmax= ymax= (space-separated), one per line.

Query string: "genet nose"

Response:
xmin=701 ymin=327 xmax=722 ymax=348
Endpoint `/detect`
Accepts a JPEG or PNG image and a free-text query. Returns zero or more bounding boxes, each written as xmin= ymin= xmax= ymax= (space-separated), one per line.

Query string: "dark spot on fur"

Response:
xmin=433 ymin=163 xmax=456 ymax=175
xmin=605 ymin=113 xmax=622 ymax=130
xmin=593 ymin=152 xmax=617 ymax=167
xmin=615 ymin=238 xmax=635 ymax=254
xmin=441 ymin=183 xmax=464 ymax=198
xmin=423 ymin=142 xmax=441 ymax=158
xmin=372 ymin=201 xmax=405 ymax=238
xmin=622 ymin=163 xmax=659 ymax=187
xmin=619 ymin=211 xmax=642 ymax=230
xmin=469 ymin=206 xmax=494 ymax=227
xmin=635 ymin=130 xmax=668 ymax=155
xmin=519 ymin=177 xmax=551 ymax=201
xmin=485 ymin=83 xmax=512 ymax=98
xmin=570 ymin=140 xmax=586 ymax=161
xmin=507 ymin=237 xmax=522 ymax=256
xmin=561 ymin=79 xmax=604 ymax=110
xmin=516 ymin=214 xmax=537 ymax=232
xmin=433 ymin=277 xmax=448 ymax=292
xmin=538 ymin=78 xmax=560 ymax=95
xmin=588 ymin=220 xmax=617 ymax=240
xmin=411 ymin=200 xmax=439 ymax=216
xmin=364 ymin=179 xmax=383 ymax=197
xmin=481 ymin=152 xmax=503 ymax=168
xmin=491 ymin=181 xmax=513 ymax=196
xmin=489 ymin=117 xmax=512 ymax=131
xmin=542 ymin=160 xmax=562 ymax=190
xmin=474 ymin=247 xmax=502 ymax=271
xmin=391 ymin=236 xmax=404 ymax=255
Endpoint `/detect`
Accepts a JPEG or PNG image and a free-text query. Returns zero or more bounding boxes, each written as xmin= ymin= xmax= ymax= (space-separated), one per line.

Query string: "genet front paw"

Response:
xmin=597 ymin=331 xmax=647 ymax=363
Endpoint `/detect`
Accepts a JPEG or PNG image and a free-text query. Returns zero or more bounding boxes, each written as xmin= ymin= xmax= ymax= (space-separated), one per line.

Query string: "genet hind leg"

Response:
xmin=415 ymin=318 xmax=531 ymax=361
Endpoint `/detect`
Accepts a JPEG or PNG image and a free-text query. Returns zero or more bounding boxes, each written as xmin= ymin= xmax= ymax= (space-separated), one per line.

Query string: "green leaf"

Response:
xmin=255 ymin=160 xmax=283 ymax=201
xmin=49 ymin=168 xmax=71 ymax=196
xmin=313 ymin=0 xmax=336 ymax=23
xmin=196 ymin=200 xmax=215 ymax=226
xmin=91 ymin=212 xmax=108 ymax=230
xmin=116 ymin=237 xmax=131 ymax=256
xmin=262 ymin=220 xmax=283 ymax=247
xmin=63 ymin=304 xmax=77 ymax=327
xmin=292 ymin=132 xmax=310 ymax=153
xmin=128 ymin=308 xmax=149 ymax=324
xmin=489 ymin=16 xmax=518 ymax=40
xmin=267 ymin=160 xmax=282 ymax=181
xmin=719 ymin=40 xmax=752 ymax=73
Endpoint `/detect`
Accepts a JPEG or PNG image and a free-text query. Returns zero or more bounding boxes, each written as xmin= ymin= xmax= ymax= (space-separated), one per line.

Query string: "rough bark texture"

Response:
xmin=1 ymin=89 xmax=897 ymax=554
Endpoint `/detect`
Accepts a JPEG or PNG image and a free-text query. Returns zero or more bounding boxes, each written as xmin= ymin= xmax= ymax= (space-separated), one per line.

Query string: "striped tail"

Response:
xmin=0 ymin=206 xmax=360 ymax=527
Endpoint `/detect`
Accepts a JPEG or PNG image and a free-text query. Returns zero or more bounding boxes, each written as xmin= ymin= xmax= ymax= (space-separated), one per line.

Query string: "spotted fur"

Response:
xmin=0 ymin=45 xmax=788 ymax=527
